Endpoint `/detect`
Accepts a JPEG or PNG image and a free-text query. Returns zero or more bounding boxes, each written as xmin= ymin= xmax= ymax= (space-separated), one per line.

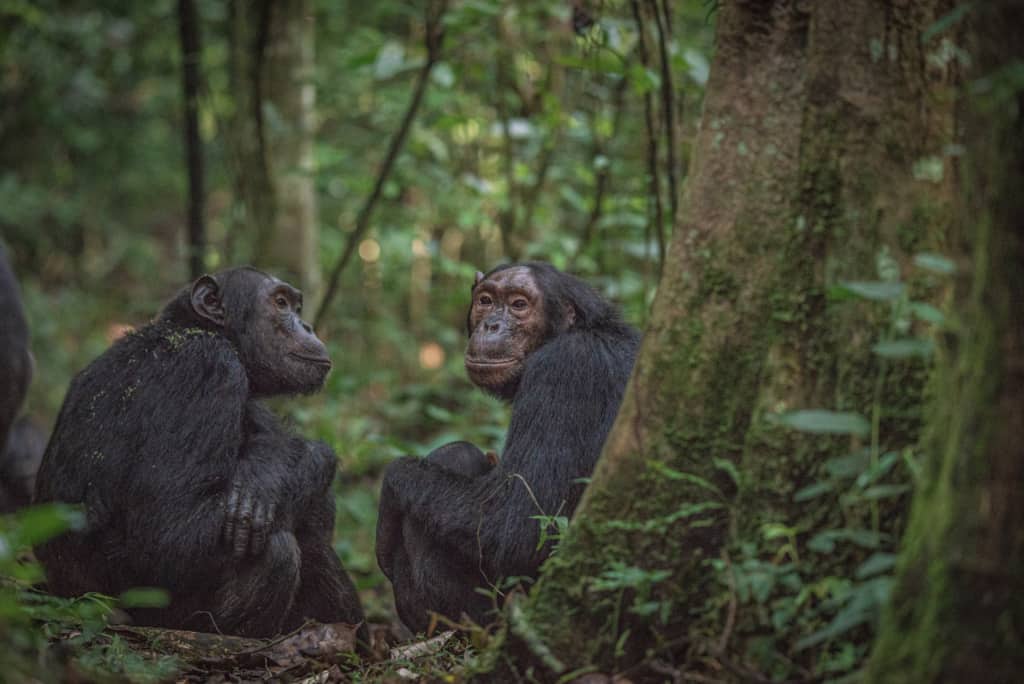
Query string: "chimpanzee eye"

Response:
xmin=511 ymin=298 xmax=528 ymax=310
xmin=478 ymin=294 xmax=493 ymax=306
xmin=275 ymin=296 xmax=289 ymax=310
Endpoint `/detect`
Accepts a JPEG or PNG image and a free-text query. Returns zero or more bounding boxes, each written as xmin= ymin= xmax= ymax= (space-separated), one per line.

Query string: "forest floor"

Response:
xmin=55 ymin=620 xmax=472 ymax=683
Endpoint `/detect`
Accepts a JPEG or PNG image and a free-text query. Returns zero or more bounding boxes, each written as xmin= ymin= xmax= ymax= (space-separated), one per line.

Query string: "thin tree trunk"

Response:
xmin=490 ymin=1 xmax=956 ymax=678
xmin=263 ymin=0 xmax=319 ymax=296
xmin=226 ymin=0 xmax=275 ymax=261
xmin=178 ymin=0 xmax=205 ymax=279
xmin=867 ymin=2 xmax=1024 ymax=681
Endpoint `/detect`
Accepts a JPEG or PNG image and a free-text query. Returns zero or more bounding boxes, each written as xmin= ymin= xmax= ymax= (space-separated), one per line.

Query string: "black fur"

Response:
xmin=0 ymin=245 xmax=32 ymax=459
xmin=0 ymin=244 xmax=36 ymax=513
xmin=377 ymin=262 xmax=640 ymax=632
xmin=34 ymin=267 xmax=364 ymax=639
xmin=0 ymin=416 xmax=45 ymax=513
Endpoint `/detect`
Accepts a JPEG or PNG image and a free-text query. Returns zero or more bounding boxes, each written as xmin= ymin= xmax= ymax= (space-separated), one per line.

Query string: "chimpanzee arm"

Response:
xmin=376 ymin=441 xmax=494 ymax=581
xmin=222 ymin=402 xmax=337 ymax=558
xmin=382 ymin=331 xmax=631 ymax=581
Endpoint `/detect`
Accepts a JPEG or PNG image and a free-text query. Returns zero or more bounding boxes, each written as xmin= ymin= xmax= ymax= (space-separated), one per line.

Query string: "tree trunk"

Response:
xmin=263 ymin=0 xmax=319 ymax=296
xmin=178 ymin=0 xmax=205 ymax=279
xmin=491 ymin=1 xmax=956 ymax=679
xmin=227 ymin=0 xmax=276 ymax=256
xmin=867 ymin=2 xmax=1024 ymax=681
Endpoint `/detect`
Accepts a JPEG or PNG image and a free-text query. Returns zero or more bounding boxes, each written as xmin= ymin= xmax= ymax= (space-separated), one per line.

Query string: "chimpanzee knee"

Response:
xmin=211 ymin=530 xmax=301 ymax=637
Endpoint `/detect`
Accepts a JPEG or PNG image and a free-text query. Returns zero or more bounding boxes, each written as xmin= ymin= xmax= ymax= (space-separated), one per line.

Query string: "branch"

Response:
xmin=571 ymin=73 xmax=629 ymax=268
xmin=631 ymin=0 xmax=666 ymax=274
xmin=653 ymin=0 xmax=680 ymax=226
xmin=314 ymin=0 xmax=448 ymax=329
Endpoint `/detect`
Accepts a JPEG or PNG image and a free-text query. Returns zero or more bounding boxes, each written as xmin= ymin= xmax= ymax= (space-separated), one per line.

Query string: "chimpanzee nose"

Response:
xmin=485 ymin=319 xmax=502 ymax=333
xmin=301 ymin=321 xmax=313 ymax=334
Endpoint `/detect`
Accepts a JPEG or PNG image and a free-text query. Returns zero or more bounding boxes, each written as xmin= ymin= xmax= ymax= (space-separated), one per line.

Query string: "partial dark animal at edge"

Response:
xmin=377 ymin=261 xmax=640 ymax=633
xmin=34 ymin=267 xmax=365 ymax=640
xmin=0 ymin=244 xmax=41 ymax=514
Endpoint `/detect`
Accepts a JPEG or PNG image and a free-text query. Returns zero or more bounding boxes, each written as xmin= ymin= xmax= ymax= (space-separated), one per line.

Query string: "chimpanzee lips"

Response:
xmin=289 ymin=352 xmax=332 ymax=368
xmin=465 ymin=357 xmax=518 ymax=368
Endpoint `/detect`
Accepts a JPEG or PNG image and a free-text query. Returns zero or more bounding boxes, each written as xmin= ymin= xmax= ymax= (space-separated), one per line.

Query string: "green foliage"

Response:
xmin=706 ymin=249 xmax=953 ymax=681
xmin=0 ymin=504 xmax=178 ymax=680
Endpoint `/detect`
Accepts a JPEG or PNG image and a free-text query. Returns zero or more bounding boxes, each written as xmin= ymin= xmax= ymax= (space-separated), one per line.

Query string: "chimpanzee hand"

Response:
xmin=223 ymin=481 xmax=277 ymax=560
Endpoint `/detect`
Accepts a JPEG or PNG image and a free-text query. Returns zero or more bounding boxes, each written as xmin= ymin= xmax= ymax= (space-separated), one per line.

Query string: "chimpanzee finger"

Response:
xmin=223 ymin=485 xmax=241 ymax=545
xmin=233 ymin=494 xmax=254 ymax=560
xmin=250 ymin=499 xmax=268 ymax=556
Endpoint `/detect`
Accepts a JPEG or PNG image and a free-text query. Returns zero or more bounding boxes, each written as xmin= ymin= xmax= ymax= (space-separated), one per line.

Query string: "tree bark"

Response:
xmin=178 ymin=0 xmax=205 ymax=279
xmin=226 ymin=0 xmax=276 ymax=258
xmin=490 ymin=0 xmax=956 ymax=678
xmin=867 ymin=2 xmax=1024 ymax=681
xmin=263 ymin=0 xmax=319 ymax=296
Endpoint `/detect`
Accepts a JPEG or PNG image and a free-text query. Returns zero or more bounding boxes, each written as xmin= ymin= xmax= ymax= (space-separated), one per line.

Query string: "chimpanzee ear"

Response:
xmin=190 ymin=275 xmax=225 ymax=326
xmin=561 ymin=303 xmax=577 ymax=330
xmin=471 ymin=271 xmax=485 ymax=291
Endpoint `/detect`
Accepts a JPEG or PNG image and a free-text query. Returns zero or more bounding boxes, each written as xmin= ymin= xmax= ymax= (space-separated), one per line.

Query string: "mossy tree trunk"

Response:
xmin=492 ymin=1 xmax=957 ymax=679
xmin=867 ymin=2 xmax=1024 ymax=681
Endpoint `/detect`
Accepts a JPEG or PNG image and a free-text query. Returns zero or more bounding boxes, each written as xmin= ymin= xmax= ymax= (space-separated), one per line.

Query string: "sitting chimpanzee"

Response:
xmin=0 ymin=244 xmax=38 ymax=513
xmin=34 ymin=267 xmax=365 ymax=639
xmin=376 ymin=262 xmax=640 ymax=632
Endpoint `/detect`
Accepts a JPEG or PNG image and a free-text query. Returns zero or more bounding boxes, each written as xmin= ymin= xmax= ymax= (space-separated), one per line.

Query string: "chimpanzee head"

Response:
xmin=164 ymin=267 xmax=331 ymax=397
xmin=465 ymin=262 xmax=613 ymax=400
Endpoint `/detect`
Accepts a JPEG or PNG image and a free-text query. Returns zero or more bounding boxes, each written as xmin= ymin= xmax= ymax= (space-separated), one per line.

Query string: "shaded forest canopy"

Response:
xmin=1 ymin=0 xmax=1020 ymax=682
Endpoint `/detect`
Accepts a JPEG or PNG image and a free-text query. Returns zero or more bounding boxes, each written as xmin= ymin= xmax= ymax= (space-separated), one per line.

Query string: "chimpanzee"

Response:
xmin=0 ymin=416 xmax=46 ymax=514
xmin=0 ymin=245 xmax=33 ymax=468
xmin=34 ymin=267 xmax=365 ymax=639
xmin=0 ymin=244 xmax=37 ymax=513
xmin=376 ymin=262 xmax=640 ymax=632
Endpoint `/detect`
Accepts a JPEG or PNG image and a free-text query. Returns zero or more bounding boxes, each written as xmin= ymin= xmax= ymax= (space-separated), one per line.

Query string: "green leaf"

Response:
xmin=855 ymin=553 xmax=897 ymax=579
xmin=913 ymin=252 xmax=956 ymax=274
xmin=922 ymin=4 xmax=974 ymax=43
xmin=910 ymin=302 xmax=945 ymax=325
xmin=861 ymin=484 xmax=911 ymax=500
xmin=774 ymin=410 xmax=870 ymax=437
xmin=872 ymin=338 xmax=934 ymax=358
xmin=794 ymin=480 xmax=835 ymax=502
xmin=856 ymin=450 xmax=901 ymax=488
xmin=833 ymin=281 xmax=905 ymax=301
xmin=14 ymin=504 xmax=85 ymax=547
xmin=807 ymin=529 xmax=883 ymax=554
xmin=647 ymin=461 xmax=722 ymax=496
xmin=712 ymin=457 xmax=741 ymax=489
xmin=825 ymin=450 xmax=871 ymax=478
xmin=119 ymin=588 xmax=170 ymax=609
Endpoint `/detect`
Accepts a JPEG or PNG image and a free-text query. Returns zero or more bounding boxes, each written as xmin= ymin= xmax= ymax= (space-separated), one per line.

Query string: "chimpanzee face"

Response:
xmin=465 ymin=266 xmax=548 ymax=399
xmin=190 ymin=270 xmax=331 ymax=397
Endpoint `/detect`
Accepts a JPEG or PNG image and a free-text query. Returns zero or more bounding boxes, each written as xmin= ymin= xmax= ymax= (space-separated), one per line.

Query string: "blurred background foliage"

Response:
xmin=0 ymin=0 xmax=713 ymax=623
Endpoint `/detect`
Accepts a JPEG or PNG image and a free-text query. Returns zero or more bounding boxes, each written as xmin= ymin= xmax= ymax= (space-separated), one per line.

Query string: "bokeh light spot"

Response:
xmin=419 ymin=342 xmax=445 ymax=370
xmin=358 ymin=238 xmax=381 ymax=262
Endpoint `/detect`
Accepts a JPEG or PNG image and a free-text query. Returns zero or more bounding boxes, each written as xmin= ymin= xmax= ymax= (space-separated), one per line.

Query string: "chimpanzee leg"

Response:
xmin=380 ymin=441 xmax=497 ymax=633
xmin=205 ymin=530 xmax=301 ymax=637
xmin=282 ymin=490 xmax=367 ymax=646
xmin=395 ymin=516 xmax=496 ymax=633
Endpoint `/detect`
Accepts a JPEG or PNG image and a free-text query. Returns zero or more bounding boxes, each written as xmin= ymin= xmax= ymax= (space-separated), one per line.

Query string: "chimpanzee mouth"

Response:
xmin=465 ymin=357 xmax=519 ymax=368
xmin=289 ymin=352 xmax=332 ymax=368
